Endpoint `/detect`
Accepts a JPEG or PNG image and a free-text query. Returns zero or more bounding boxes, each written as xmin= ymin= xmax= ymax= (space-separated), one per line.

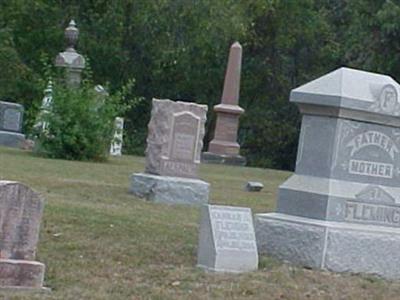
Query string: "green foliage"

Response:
xmin=34 ymin=77 xmax=139 ymax=161
xmin=3 ymin=0 xmax=400 ymax=169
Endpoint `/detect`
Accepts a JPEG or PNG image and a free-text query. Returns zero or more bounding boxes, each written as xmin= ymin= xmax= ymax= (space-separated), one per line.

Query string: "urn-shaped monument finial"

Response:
xmin=65 ymin=19 xmax=79 ymax=52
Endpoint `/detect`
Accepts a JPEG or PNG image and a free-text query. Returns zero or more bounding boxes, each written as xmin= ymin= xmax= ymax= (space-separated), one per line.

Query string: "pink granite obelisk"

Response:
xmin=202 ymin=42 xmax=246 ymax=165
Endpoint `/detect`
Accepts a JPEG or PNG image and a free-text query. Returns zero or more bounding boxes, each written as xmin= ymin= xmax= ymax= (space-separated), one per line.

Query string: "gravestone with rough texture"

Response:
xmin=256 ymin=67 xmax=400 ymax=279
xmin=130 ymin=99 xmax=210 ymax=205
xmin=0 ymin=101 xmax=25 ymax=148
xmin=55 ymin=20 xmax=85 ymax=88
xmin=0 ymin=181 xmax=47 ymax=291
xmin=110 ymin=117 xmax=124 ymax=156
xmin=245 ymin=181 xmax=264 ymax=192
xmin=197 ymin=205 xmax=258 ymax=272
xmin=202 ymin=42 xmax=246 ymax=166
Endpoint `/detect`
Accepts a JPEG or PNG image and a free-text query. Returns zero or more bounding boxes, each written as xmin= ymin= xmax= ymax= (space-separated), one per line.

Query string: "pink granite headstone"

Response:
xmin=145 ymin=99 xmax=208 ymax=178
xmin=0 ymin=181 xmax=47 ymax=291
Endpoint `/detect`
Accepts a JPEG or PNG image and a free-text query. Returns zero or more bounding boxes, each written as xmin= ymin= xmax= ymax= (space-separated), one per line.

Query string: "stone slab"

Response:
xmin=197 ymin=205 xmax=258 ymax=273
xmin=255 ymin=212 xmax=400 ymax=279
xmin=0 ymin=181 xmax=44 ymax=260
xmin=0 ymin=259 xmax=45 ymax=288
xmin=130 ymin=173 xmax=209 ymax=205
xmin=0 ymin=131 xmax=25 ymax=148
xmin=245 ymin=181 xmax=264 ymax=192
xmin=0 ymin=101 xmax=24 ymax=133
xmin=201 ymin=152 xmax=246 ymax=166
xmin=295 ymin=115 xmax=400 ymax=186
xmin=290 ymin=67 xmax=400 ymax=126
xmin=145 ymin=99 xmax=207 ymax=179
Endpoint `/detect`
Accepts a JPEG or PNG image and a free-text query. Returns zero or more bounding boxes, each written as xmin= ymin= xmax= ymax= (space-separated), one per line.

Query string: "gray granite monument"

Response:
xmin=197 ymin=205 xmax=258 ymax=272
xmin=0 ymin=181 xmax=47 ymax=291
xmin=55 ymin=20 xmax=85 ymax=88
xmin=130 ymin=99 xmax=210 ymax=205
xmin=255 ymin=67 xmax=400 ymax=279
xmin=0 ymin=101 xmax=25 ymax=148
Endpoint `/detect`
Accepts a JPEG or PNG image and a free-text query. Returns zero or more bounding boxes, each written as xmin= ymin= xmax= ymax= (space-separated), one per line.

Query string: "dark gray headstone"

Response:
xmin=0 ymin=102 xmax=23 ymax=133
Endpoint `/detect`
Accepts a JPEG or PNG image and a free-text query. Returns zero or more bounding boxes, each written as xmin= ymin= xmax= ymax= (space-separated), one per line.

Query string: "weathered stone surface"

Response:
xmin=130 ymin=173 xmax=209 ymax=205
xmin=0 ymin=259 xmax=45 ymax=288
xmin=204 ymin=42 xmax=245 ymax=164
xmin=256 ymin=213 xmax=400 ymax=279
xmin=245 ymin=181 xmax=264 ymax=192
xmin=197 ymin=205 xmax=258 ymax=273
xmin=55 ymin=20 xmax=85 ymax=88
xmin=0 ymin=181 xmax=47 ymax=290
xmin=0 ymin=131 xmax=25 ymax=148
xmin=110 ymin=117 xmax=124 ymax=156
xmin=0 ymin=101 xmax=24 ymax=133
xmin=256 ymin=67 xmax=400 ymax=280
xmin=291 ymin=67 xmax=400 ymax=126
xmin=0 ymin=181 xmax=44 ymax=260
xmin=145 ymin=99 xmax=207 ymax=178
xmin=201 ymin=152 xmax=246 ymax=166
xmin=0 ymin=101 xmax=25 ymax=149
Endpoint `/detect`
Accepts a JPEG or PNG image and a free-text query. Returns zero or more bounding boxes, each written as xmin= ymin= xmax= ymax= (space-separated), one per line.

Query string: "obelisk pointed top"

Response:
xmin=221 ymin=41 xmax=242 ymax=105
xmin=231 ymin=41 xmax=242 ymax=49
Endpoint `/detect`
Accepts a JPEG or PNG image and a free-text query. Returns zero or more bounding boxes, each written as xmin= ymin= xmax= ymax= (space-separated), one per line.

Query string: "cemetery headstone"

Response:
xmin=245 ymin=181 xmax=264 ymax=192
xmin=255 ymin=67 xmax=400 ymax=279
xmin=0 ymin=101 xmax=26 ymax=148
xmin=34 ymin=80 xmax=53 ymax=134
xmin=110 ymin=117 xmax=124 ymax=156
xmin=202 ymin=42 xmax=246 ymax=166
xmin=0 ymin=181 xmax=47 ymax=291
xmin=197 ymin=205 xmax=258 ymax=272
xmin=130 ymin=99 xmax=210 ymax=205
xmin=55 ymin=20 xmax=85 ymax=88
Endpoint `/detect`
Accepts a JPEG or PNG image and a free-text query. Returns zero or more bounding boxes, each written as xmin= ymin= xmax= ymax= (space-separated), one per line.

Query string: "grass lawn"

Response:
xmin=1 ymin=146 xmax=400 ymax=299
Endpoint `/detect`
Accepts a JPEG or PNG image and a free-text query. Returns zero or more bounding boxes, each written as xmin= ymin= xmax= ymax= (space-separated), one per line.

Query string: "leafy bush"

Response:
xmin=34 ymin=79 xmax=138 ymax=161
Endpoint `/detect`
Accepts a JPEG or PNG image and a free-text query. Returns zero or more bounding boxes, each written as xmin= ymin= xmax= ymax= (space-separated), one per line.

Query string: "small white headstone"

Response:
xmin=110 ymin=117 xmax=124 ymax=156
xmin=197 ymin=204 xmax=258 ymax=273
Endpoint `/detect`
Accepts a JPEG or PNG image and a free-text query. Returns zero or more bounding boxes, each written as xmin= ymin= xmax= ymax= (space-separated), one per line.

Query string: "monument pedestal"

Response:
xmin=130 ymin=173 xmax=209 ymax=205
xmin=201 ymin=152 xmax=246 ymax=166
xmin=0 ymin=131 xmax=25 ymax=148
xmin=255 ymin=213 xmax=400 ymax=279
xmin=0 ymin=259 xmax=47 ymax=290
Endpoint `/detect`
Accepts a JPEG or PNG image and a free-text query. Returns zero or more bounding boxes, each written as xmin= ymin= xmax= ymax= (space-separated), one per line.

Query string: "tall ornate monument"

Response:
xmin=256 ymin=67 xmax=400 ymax=280
xmin=202 ymin=42 xmax=246 ymax=166
xmin=55 ymin=20 xmax=85 ymax=88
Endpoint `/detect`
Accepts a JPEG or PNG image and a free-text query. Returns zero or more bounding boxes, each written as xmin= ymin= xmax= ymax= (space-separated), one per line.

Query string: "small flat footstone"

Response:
xmin=201 ymin=152 xmax=246 ymax=166
xmin=0 ymin=259 xmax=45 ymax=289
xmin=197 ymin=205 xmax=258 ymax=273
xmin=130 ymin=173 xmax=209 ymax=205
xmin=245 ymin=181 xmax=264 ymax=192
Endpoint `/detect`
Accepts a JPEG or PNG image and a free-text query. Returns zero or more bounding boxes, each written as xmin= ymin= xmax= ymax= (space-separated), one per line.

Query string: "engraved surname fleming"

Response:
xmin=345 ymin=201 xmax=400 ymax=226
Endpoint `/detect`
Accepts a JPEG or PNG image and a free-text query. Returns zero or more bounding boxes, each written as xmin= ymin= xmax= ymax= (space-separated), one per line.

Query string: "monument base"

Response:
xmin=0 ymin=130 xmax=25 ymax=148
xmin=0 ymin=259 xmax=46 ymax=289
xmin=201 ymin=152 xmax=246 ymax=166
xmin=255 ymin=213 xmax=400 ymax=279
xmin=130 ymin=173 xmax=209 ymax=205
